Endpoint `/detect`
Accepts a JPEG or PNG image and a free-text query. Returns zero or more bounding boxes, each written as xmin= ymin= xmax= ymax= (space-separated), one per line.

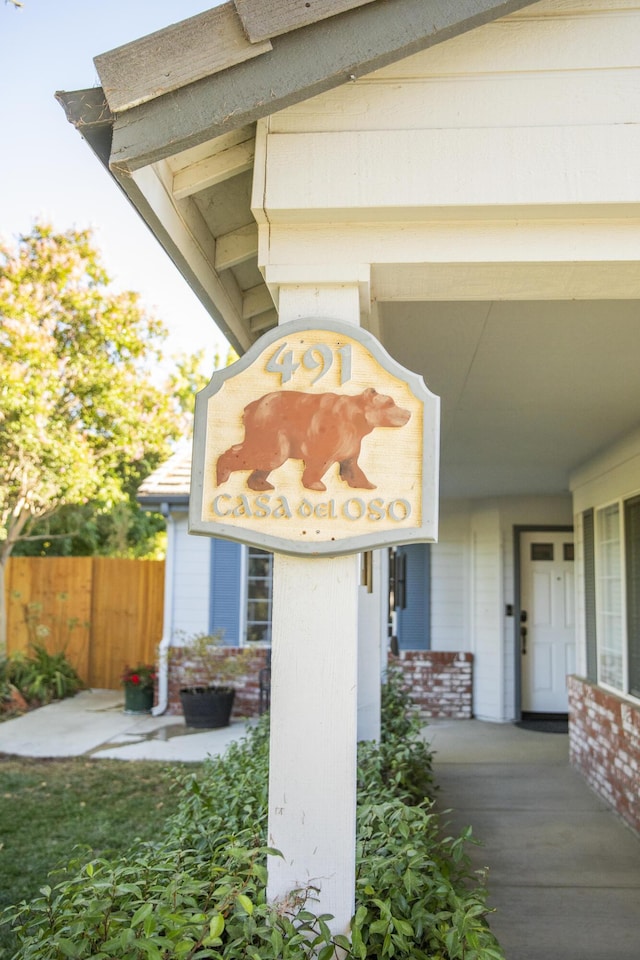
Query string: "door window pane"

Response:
xmin=531 ymin=543 xmax=554 ymax=561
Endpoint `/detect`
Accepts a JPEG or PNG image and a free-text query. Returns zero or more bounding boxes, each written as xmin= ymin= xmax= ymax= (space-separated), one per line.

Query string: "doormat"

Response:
xmin=515 ymin=717 xmax=568 ymax=734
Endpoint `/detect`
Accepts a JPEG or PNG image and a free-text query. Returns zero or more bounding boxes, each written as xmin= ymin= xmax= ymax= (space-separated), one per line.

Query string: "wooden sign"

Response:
xmin=190 ymin=318 xmax=439 ymax=556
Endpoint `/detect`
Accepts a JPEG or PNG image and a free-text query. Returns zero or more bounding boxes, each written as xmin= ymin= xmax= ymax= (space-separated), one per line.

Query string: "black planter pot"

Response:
xmin=179 ymin=687 xmax=235 ymax=729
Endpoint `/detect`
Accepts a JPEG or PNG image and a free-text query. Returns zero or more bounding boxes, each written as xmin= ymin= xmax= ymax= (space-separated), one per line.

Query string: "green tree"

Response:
xmin=0 ymin=224 xmax=183 ymax=650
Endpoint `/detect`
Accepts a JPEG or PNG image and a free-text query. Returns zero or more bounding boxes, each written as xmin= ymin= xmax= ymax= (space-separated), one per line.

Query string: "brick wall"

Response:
xmin=166 ymin=647 xmax=473 ymax=722
xmin=167 ymin=647 xmax=270 ymax=719
xmin=390 ymin=651 xmax=473 ymax=719
xmin=568 ymin=675 xmax=640 ymax=835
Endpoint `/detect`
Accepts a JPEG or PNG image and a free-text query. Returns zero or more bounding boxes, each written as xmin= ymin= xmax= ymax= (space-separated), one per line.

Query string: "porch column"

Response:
xmin=267 ymin=283 xmax=361 ymax=937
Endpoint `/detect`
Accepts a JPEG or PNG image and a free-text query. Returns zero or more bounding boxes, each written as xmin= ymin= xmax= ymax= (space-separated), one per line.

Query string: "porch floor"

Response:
xmin=424 ymin=719 xmax=640 ymax=960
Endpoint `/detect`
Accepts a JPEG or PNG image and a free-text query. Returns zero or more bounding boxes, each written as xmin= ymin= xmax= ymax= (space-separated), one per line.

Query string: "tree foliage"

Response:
xmin=0 ymin=224 xmax=184 ymax=644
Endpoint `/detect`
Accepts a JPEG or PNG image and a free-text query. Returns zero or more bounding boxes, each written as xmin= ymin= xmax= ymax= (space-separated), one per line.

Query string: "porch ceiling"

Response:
xmin=379 ymin=299 xmax=640 ymax=498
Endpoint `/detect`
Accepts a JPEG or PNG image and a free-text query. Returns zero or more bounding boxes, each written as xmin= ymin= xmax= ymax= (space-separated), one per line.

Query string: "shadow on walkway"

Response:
xmin=424 ymin=719 xmax=640 ymax=960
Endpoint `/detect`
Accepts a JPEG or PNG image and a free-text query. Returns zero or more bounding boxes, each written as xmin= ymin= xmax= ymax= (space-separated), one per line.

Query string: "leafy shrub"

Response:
xmin=357 ymin=664 xmax=435 ymax=807
xmin=3 ymin=645 xmax=83 ymax=707
xmin=4 ymin=669 xmax=504 ymax=959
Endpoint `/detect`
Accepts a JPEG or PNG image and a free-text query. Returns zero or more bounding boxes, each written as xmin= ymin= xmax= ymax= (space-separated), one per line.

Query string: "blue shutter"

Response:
xmin=209 ymin=539 xmax=242 ymax=646
xmin=396 ymin=544 xmax=430 ymax=651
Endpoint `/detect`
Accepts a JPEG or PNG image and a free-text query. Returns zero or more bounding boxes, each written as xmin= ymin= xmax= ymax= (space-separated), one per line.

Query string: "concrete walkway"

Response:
xmin=0 ymin=690 xmax=251 ymax=762
xmin=424 ymin=720 xmax=640 ymax=960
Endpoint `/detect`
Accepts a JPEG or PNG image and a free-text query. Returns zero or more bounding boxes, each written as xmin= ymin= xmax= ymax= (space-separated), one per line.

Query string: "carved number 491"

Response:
xmin=266 ymin=342 xmax=352 ymax=386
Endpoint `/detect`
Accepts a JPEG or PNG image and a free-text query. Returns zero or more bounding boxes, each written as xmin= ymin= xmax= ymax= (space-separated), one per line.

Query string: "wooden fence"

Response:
xmin=5 ymin=557 xmax=165 ymax=690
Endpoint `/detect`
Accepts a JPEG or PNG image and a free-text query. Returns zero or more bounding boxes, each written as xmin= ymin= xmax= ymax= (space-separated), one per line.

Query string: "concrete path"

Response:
xmin=424 ymin=720 xmax=640 ymax=960
xmin=0 ymin=690 xmax=251 ymax=762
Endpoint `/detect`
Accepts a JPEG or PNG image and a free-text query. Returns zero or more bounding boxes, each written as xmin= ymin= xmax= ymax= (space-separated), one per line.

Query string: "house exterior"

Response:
xmin=61 ymin=0 xmax=640 ymax=835
xmin=137 ymin=448 xmax=474 ymax=721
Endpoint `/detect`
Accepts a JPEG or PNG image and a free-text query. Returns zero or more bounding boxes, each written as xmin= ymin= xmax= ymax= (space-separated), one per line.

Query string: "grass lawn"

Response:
xmin=0 ymin=755 xmax=189 ymax=957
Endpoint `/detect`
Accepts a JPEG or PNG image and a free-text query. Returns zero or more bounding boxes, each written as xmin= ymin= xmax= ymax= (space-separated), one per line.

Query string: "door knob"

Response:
xmin=521 ymin=625 xmax=528 ymax=655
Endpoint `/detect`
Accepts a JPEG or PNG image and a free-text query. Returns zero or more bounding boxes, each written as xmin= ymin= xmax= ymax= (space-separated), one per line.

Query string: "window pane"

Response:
xmin=249 ymin=556 xmax=271 ymax=578
xmin=596 ymin=504 xmax=624 ymax=690
xmin=247 ymin=623 xmax=270 ymax=645
xmin=248 ymin=579 xmax=271 ymax=601
xmin=247 ymin=600 xmax=270 ymax=623
xmin=531 ymin=543 xmax=554 ymax=561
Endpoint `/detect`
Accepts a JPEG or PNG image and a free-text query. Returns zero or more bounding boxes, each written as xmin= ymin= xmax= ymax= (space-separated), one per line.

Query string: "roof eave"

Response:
xmin=102 ymin=0 xmax=540 ymax=172
xmin=137 ymin=494 xmax=191 ymax=510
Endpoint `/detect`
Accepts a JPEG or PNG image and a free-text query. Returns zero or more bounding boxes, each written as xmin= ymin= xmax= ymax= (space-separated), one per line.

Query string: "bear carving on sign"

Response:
xmin=216 ymin=387 xmax=411 ymax=493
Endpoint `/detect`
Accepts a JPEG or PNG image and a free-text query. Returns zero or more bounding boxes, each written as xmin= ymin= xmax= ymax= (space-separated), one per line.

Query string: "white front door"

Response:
xmin=520 ymin=530 xmax=575 ymax=714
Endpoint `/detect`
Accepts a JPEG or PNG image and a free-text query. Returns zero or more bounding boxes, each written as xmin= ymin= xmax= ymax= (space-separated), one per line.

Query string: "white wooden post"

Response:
xmin=267 ymin=284 xmax=361 ymax=937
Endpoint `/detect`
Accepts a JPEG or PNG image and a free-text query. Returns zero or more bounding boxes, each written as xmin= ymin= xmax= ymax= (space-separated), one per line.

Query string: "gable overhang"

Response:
xmin=57 ymin=0 xmax=540 ymax=354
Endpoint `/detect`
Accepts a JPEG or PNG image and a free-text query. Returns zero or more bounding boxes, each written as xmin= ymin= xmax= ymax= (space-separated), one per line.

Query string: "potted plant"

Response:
xmin=121 ymin=663 xmax=156 ymax=715
xmin=176 ymin=632 xmax=252 ymax=729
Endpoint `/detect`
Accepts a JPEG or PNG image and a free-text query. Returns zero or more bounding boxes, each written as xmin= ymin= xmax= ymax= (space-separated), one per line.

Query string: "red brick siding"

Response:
xmin=568 ymin=675 xmax=640 ymax=835
xmin=390 ymin=651 xmax=473 ymax=719
xmin=166 ymin=648 xmax=472 ymax=721
xmin=167 ymin=647 xmax=270 ymax=719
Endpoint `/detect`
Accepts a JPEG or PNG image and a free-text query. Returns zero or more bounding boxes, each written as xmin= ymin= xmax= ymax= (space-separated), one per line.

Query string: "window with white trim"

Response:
xmin=595 ymin=503 xmax=624 ymax=690
xmin=625 ymin=496 xmax=640 ymax=698
xmin=586 ymin=495 xmax=640 ymax=700
xmin=245 ymin=547 xmax=273 ymax=645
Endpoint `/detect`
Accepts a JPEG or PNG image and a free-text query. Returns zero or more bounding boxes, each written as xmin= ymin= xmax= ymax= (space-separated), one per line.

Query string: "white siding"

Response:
xmin=470 ymin=506 xmax=504 ymax=721
xmin=265 ymin=1 xmax=640 ymax=221
xmin=431 ymin=504 xmax=471 ymax=652
xmin=433 ymin=496 xmax=573 ymax=721
xmin=259 ymin=1 xmax=640 ymax=306
xmin=571 ymin=426 xmax=640 ymax=514
xmin=170 ymin=512 xmax=211 ymax=638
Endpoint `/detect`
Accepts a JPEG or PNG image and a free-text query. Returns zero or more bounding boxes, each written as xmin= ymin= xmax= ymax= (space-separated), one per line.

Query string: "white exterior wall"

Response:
xmin=571 ymin=427 xmax=640 ymax=515
xmin=170 ymin=512 xmax=211 ymax=638
xmin=432 ymin=496 xmax=572 ymax=720
xmin=431 ymin=506 xmax=472 ymax=653
xmin=258 ymin=0 xmax=640 ymax=306
xmin=469 ymin=506 xmax=504 ymax=720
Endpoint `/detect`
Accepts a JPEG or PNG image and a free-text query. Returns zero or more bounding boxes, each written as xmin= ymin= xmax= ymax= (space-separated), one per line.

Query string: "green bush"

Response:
xmin=3 ymin=667 xmax=504 ymax=959
xmin=2 ymin=645 xmax=83 ymax=708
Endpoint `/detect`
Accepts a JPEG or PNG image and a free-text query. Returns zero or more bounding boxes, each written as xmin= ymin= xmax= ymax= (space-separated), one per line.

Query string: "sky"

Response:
xmin=0 ymin=0 xmax=230 ymax=372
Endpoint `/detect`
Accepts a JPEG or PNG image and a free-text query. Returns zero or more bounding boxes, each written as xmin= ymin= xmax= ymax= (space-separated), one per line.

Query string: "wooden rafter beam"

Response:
xmin=242 ymin=284 xmax=274 ymax=321
xmin=215 ymin=223 xmax=259 ymax=272
xmin=250 ymin=309 xmax=279 ymax=335
xmin=173 ymin=140 xmax=255 ymax=200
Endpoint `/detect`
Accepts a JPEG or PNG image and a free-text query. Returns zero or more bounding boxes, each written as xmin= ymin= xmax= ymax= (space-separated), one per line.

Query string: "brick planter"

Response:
xmin=167 ymin=647 xmax=270 ymax=719
xmin=390 ymin=651 xmax=473 ymax=719
xmin=568 ymin=675 xmax=640 ymax=835
xmin=167 ymin=647 xmax=472 ymax=721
